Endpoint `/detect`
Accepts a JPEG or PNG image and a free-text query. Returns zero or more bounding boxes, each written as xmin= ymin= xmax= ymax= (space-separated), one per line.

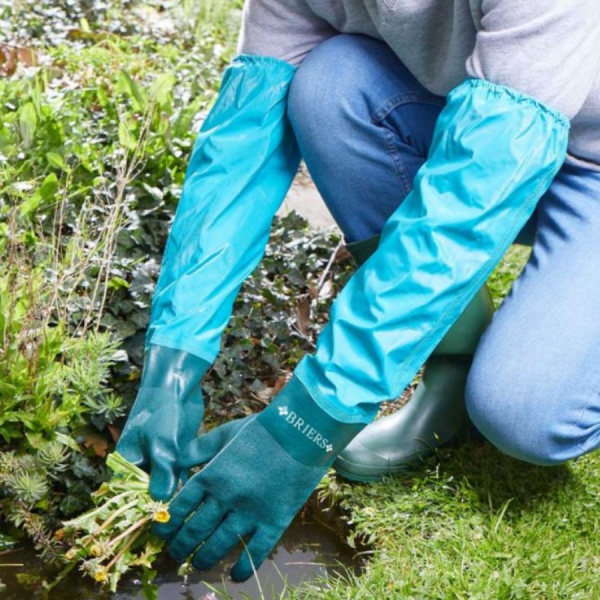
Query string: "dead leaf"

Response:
xmin=16 ymin=47 xmax=37 ymax=68
xmin=79 ymin=427 xmax=109 ymax=457
xmin=0 ymin=46 xmax=38 ymax=77
xmin=254 ymin=387 xmax=274 ymax=405
xmin=0 ymin=47 xmax=17 ymax=77
xmin=296 ymin=295 xmax=311 ymax=335
xmin=334 ymin=245 xmax=352 ymax=262
xmin=107 ymin=424 xmax=121 ymax=444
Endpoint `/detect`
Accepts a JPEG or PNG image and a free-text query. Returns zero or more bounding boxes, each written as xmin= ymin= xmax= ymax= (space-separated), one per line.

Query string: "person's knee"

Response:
xmin=288 ymin=34 xmax=388 ymax=135
xmin=466 ymin=354 xmax=568 ymax=467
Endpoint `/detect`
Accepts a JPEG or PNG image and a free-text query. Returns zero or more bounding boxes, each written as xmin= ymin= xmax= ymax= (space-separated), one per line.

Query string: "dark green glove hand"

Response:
xmin=153 ymin=376 xmax=365 ymax=581
xmin=116 ymin=344 xmax=209 ymax=501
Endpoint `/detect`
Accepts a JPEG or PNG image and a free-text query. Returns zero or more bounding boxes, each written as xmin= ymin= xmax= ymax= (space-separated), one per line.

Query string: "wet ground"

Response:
xmin=1 ymin=511 xmax=361 ymax=600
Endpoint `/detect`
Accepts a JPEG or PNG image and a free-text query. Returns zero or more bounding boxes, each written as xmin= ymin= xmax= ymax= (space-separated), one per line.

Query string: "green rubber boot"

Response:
xmin=333 ymin=235 xmax=495 ymax=482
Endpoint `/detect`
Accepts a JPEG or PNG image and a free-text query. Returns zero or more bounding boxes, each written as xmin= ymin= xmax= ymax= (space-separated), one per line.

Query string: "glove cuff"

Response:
xmin=257 ymin=376 xmax=366 ymax=467
xmin=140 ymin=344 xmax=210 ymax=393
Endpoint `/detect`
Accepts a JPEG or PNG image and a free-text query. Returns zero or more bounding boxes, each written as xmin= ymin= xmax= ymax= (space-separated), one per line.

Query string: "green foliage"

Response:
xmin=0 ymin=0 xmax=239 ymax=400
xmin=0 ymin=0 xmax=247 ymax=576
xmin=0 ymin=4 xmax=353 ymax=594
xmin=0 ymin=446 xmax=84 ymax=563
xmin=487 ymin=245 xmax=531 ymax=308
xmin=0 ymin=320 xmax=123 ymax=443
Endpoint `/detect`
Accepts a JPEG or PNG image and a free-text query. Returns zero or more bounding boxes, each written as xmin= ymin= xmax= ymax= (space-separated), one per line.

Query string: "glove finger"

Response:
xmin=179 ymin=416 xmax=253 ymax=470
xmin=148 ymin=455 xmax=178 ymax=502
xmin=191 ymin=513 xmax=253 ymax=572
xmin=230 ymin=527 xmax=282 ymax=582
xmin=152 ymin=474 xmax=206 ymax=540
xmin=115 ymin=438 xmax=147 ymax=470
xmin=168 ymin=496 xmax=226 ymax=562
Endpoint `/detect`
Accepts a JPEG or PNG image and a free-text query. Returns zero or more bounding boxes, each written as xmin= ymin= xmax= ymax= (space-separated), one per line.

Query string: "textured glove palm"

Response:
xmin=154 ymin=376 xmax=364 ymax=581
xmin=116 ymin=345 xmax=209 ymax=501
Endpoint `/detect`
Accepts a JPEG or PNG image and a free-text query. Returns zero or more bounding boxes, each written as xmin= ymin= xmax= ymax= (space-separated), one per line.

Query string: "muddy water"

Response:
xmin=1 ymin=512 xmax=360 ymax=600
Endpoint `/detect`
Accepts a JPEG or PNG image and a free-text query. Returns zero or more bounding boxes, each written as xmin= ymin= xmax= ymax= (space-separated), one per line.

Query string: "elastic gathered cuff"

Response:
xmin=461 ymin=78 xmax=570 ymax=130
xmin=233 ymin=53 xmax=297 ymax=74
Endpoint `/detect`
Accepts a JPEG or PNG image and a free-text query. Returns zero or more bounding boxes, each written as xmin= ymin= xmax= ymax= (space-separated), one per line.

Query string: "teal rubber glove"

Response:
xmin=153 ymin=376 xmax=365 ymax=581
xmin=116 ymin=344 xmax=209 ymax=501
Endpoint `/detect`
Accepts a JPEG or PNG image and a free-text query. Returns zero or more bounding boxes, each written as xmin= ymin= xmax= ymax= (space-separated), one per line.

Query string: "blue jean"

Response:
xmin=287 ymin=34 xmax=600 ymax=466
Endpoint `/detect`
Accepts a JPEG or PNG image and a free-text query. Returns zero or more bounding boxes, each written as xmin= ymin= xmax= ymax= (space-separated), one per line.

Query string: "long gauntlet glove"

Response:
xmin=295 ymin=79 xmax=570 ymax=422
xmin=118 ymin=56 xmax=300 ymax=500
xmin=154 ymin=0 xmax=593 ymax=573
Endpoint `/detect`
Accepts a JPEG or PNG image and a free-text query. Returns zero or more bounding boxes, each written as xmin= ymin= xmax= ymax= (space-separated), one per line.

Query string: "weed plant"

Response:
xmin=0 ymin=0 xmax=241 ymax=575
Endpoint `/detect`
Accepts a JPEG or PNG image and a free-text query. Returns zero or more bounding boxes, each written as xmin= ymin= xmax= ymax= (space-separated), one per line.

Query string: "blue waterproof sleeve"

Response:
xmin=295 ymin=78 xmax=569 ymax=423
xmin=146 ymin=55 xmax=300 ymax=362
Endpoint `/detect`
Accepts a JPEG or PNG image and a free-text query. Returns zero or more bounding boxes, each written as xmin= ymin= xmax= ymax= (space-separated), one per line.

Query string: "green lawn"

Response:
xmin=303 ymin=446 xmax=600 ymax=599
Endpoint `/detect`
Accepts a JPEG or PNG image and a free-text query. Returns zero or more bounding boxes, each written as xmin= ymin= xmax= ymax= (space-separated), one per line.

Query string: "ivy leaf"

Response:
xmin=141 ymin=183 xmax=164 ymax=202
xmin=296 ymin=295 xmax=311 ymax=335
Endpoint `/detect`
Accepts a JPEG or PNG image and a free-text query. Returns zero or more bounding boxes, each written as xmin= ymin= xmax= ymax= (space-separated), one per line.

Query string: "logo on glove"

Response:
xmin=279 ymin=406 xmax=333 ymax=453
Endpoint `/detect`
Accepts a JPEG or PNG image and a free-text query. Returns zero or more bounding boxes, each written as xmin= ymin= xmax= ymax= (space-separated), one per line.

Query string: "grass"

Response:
xmin=283 ymin=245 xmax=600 ymax=599
xmin=301 ymin=448 xmax=600 ymax=599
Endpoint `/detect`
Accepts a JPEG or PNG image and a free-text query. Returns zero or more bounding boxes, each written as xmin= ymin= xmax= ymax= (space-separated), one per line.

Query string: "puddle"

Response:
xmin=1 ymin=510 xmax=361 ymax=600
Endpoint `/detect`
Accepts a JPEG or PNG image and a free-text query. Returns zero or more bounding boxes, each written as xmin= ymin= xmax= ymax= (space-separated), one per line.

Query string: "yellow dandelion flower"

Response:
xmin=152 ymin=508 xmax=170 ymax=523
xmin=94 ymin=569 xmax=108 ymax=583
xmin=90 ymin=544 xmax=102 ymax=557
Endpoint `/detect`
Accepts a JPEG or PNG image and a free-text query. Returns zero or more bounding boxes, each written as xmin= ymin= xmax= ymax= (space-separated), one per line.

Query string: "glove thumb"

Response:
xmin=179 ymin=416 xmax=253 ymax=470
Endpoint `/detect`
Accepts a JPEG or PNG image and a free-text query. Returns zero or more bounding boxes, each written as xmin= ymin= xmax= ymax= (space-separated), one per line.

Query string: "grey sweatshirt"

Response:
xmin=238 ymin=0 xmax=600 ymax=169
